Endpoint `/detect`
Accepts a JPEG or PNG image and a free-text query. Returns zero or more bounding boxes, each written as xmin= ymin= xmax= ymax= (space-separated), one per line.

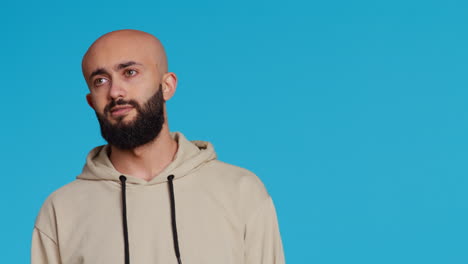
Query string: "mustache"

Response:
xmin=104 ymin=99 xmax=140 ymax=116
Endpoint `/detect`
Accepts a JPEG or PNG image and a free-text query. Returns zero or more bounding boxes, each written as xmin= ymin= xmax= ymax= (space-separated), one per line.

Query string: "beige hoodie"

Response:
xmin=31 ymin=132 xmax=285 ymax=264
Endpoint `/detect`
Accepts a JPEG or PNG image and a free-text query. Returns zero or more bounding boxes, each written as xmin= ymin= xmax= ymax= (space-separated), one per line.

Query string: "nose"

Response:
xmin=108 ymin=79 xmax=128 ymax=100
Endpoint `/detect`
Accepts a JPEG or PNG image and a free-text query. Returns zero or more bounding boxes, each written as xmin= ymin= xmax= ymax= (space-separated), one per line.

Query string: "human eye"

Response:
xmin=124 ymin=69 xmax=138 ymax=77
xmin=93 ymin=77 xmax=108 ymax=87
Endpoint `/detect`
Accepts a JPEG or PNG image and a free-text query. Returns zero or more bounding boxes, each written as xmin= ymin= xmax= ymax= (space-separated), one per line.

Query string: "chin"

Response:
xmin=109 ymin=117 xmax=132 ymax=126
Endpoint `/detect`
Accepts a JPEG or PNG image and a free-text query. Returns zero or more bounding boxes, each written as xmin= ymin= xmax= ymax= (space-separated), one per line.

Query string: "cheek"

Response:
xmin=132 ymin=84 xmax=157 ymax=102
xmin=140 ymin=74 xmax=160 ymax=93
xmin=89 ymin=94 xmax=108 ymax=113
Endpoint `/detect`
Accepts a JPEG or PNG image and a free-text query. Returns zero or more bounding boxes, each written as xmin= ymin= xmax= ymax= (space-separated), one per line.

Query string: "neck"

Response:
xmin=108 ymin=125 xmax=178 ymax=182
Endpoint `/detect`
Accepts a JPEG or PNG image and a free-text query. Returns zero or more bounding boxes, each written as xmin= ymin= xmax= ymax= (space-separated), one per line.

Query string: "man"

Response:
xmin=31 ymin=29 xmax=285 ymax=264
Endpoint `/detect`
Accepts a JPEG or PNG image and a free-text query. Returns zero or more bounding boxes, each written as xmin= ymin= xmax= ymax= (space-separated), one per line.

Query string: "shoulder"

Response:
xmin=41 ymin=179 xmax=96 ymax=204
xmin=33 ymin=180 xmax=77 ymax=240
xmin=35 ymin=179 xmax=87 ymax=210
xmin=34 ymin=180 xmax=97 ymax=235
xmin=196 ymin=159 xmax=271 ymax=220
xmin=200 ymin=160 xmax=268 ymax=194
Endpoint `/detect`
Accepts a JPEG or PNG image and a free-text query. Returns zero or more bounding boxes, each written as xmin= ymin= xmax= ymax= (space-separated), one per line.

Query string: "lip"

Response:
xmin=110 ymin=105 xmax=134 ymax=117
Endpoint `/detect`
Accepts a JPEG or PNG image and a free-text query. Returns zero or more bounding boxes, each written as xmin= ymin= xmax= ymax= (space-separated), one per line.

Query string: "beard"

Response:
xmin=95 ymin=84 xmax=166 ymax=150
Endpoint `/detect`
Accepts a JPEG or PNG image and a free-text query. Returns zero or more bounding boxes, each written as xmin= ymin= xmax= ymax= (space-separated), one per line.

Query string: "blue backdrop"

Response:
xmin=2 ymin=0 xmax=468 ymax=263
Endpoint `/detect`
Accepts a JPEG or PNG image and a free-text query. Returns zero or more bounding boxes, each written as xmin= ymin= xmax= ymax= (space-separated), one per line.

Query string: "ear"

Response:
xmin=161 ymin=72 xmax=178 ymax=101
xmin=86 ymin=93 xmax=95 ymax=109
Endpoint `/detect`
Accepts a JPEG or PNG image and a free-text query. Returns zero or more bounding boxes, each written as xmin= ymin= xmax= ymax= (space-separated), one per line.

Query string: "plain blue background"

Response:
xmin=2 ymin=0 xmax=468 ymax=263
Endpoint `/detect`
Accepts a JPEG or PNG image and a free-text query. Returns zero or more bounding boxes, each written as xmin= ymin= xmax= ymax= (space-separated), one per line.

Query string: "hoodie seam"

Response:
xmin=34 ymin=225 xmax=58 ymax=245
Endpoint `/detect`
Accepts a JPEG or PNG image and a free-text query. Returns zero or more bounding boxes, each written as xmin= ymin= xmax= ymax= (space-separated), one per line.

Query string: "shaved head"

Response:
xmin=82 ymin=29 xmax=168 ymax=82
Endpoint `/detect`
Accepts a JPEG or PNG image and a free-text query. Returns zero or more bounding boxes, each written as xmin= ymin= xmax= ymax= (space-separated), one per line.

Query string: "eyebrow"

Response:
xmin=115 ymin=61 xmax=142 ymax=71
xmin=88 ymin=61 xmax=143 ymax=80
xmin=89 ymin=68 xmax=109 ymax=80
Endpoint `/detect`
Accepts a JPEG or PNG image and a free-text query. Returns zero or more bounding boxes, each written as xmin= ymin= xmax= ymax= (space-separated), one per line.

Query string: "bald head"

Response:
xmin=82 ymin=29 xmax=168 ymax=83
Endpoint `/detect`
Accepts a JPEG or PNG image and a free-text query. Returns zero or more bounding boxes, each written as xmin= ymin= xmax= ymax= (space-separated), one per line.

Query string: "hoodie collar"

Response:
xmin=77 ymin=131 xmax=217 ymax=185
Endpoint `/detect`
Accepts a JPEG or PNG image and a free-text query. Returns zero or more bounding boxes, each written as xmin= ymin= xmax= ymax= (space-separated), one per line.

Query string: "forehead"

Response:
xmin=82 ymin=37 xmax=157 ymax=77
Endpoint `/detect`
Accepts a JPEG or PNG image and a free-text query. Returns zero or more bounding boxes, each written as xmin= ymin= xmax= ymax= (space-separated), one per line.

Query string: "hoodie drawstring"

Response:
xmin=119 ymin=175 xmax=182 ymax=264
xmin=167 ymin=174 xmax=182 ymax=264
xmin=119 ymin=176 xmax=130 ymax=264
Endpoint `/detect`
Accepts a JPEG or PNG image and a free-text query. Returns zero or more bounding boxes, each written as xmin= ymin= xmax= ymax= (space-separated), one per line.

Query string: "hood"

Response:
xmin=77 ymin=131 xmax=217 ymax=185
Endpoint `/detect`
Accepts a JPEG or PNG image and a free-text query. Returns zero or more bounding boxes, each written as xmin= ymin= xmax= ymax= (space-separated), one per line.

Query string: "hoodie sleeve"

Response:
xmin=244 ymin=196 xmax=285 ymax=264
xmin=31 ymin=227 xmax=61 ymax=264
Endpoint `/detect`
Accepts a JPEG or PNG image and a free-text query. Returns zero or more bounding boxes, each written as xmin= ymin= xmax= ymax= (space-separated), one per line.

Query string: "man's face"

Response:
xmin=82 ymin=33 xmax=167 ymax=149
